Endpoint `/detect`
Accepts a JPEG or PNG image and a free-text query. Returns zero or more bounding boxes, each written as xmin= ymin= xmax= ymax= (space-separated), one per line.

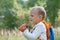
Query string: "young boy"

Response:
xmin=19 ymin=6 xmax=47 ymax=40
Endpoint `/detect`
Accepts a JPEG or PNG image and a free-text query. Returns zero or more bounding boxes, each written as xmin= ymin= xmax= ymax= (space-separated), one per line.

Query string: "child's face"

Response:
xmin=29 ymin=9 xmax=43 ymax=25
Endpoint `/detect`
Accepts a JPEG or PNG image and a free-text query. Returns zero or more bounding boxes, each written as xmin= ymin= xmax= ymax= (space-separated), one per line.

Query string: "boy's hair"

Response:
xmin=31 ymin=6 xmax=46 ymax=20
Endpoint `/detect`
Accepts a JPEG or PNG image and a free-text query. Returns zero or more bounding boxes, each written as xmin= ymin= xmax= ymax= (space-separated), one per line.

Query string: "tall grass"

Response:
xmin=0 ymin=28 xmax=60 ymax=40
xmin=0 ymin=28 xmax=27 ymax=40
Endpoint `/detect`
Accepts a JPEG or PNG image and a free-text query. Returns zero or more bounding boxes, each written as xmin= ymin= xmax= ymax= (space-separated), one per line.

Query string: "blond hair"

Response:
xmin=31 ymin=6 xmax=46 ymax=20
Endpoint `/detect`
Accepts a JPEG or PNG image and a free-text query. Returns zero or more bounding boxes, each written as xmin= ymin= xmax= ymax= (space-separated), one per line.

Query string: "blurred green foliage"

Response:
xmin=0 ymin=0 xmax=18 ymax=30
xmin=0 ymin=0 xmax=60 ymax=30
xmin=45 ymin=0 xmax=60 ymax=26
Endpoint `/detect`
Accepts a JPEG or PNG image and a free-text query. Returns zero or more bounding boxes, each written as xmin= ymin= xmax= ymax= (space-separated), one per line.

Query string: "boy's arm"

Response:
xmin=23 ymin=24 xmax=46 ymax=40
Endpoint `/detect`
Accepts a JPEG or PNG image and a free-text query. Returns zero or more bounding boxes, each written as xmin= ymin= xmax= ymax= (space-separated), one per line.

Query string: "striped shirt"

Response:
xmin=23 ymin=22 xmax=47 ymax=40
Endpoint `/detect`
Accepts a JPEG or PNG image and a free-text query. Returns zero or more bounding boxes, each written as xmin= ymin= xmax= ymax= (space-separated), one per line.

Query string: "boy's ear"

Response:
xmin=39 ymin=15 xmax=43 ymax=18
xmin=39 ymin=15 xmax=43 ymax=20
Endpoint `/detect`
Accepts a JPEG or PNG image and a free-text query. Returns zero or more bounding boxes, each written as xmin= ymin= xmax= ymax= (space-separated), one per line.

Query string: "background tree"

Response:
xmin=0 ymin=0 xmax=60 ymax=30
xmin=0 ymin=0 xmax=19 ymax=30
xmin=45 ymin=0 xmax=60 ymax=27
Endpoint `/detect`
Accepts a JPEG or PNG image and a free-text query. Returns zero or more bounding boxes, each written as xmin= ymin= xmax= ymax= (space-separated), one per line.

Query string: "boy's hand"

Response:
xmin=18 ymin=23 xmax=28 ymax=32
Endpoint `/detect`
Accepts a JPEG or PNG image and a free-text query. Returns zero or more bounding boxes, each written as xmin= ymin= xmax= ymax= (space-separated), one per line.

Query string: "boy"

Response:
xmin=19 ymin=6 xmax=47 ymax=40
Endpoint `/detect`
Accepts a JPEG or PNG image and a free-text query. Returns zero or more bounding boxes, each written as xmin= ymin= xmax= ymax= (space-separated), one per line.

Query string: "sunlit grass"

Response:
xmin=0 ymin=34 xmax=27 ymax=40
xmin=0 ymin=34 xmax=60 ymax=40
xmin=0 ymin=28 xmax=60 ymax=40
xmin=55 ymin=34 xmax=60 ymax=40
xmin=0 ymin=33 xmax=60 ymax=40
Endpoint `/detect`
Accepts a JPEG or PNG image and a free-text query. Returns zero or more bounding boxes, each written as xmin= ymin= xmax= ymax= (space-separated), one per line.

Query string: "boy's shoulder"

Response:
xmin=36 ymin=22 xmax=45 ymax=26
xmin=35 ymin=22 xmax=46 ymax=28
xmin=42 ymin=22 xmax=51 ymax=28
xmin=36 ymin=22 xmax=51 ymax=28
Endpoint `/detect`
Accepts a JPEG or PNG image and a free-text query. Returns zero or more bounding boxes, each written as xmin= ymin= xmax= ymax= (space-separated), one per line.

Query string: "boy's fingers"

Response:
xmin=18 ymin=26 xmax=27 ymax=32
xmin=22 ymin=26 xmax=26 ymax=29
xmin=18 ymin=23 xmax=28 ymax=32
